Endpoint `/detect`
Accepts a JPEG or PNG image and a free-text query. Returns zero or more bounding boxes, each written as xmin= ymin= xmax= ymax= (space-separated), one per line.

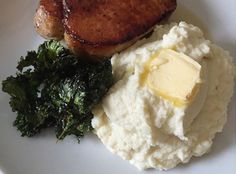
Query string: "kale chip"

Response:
xmin=2 ymin=40 xmax=113 ymax=142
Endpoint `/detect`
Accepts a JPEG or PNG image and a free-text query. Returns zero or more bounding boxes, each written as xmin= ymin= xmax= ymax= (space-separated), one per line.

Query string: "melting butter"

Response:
xmin=142 ymin=49 xmax=202 ymax=106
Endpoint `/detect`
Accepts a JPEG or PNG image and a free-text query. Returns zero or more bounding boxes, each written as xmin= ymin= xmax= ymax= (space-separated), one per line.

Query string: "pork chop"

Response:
xmin=34 ymin=0 xmax=177 ymax=58
xmin=34 ymin=0 xmax=64 ymax=39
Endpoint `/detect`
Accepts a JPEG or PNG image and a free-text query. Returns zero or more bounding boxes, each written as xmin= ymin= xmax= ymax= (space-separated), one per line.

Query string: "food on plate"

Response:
xmin=2 ymin=40 xmax=113 ymax=141
xmin=2 ymin=0 xmax=235 ymax=170
xmin=92 ymin=22 xmax=236 ymax=170
xmin=34 ymin=0 xmax=64 ymax=39
xmin=34 ymin=0 xmax=177 ymax=58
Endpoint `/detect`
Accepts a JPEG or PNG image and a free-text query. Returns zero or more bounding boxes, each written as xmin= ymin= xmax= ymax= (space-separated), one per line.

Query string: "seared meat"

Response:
xmin=34 ymin=0 xmax=177 ymax=58
xmin=34 ymin=0 xmax=64 ymax=39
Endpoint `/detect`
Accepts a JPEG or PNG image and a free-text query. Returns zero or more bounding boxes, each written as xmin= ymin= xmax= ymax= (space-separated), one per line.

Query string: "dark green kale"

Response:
xmin=2 ymin=40 xmax=113 ymax=142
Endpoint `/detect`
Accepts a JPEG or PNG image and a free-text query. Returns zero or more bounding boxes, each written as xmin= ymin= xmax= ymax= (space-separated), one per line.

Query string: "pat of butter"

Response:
xmin=146 ymin=49 xmax=202 ymax=106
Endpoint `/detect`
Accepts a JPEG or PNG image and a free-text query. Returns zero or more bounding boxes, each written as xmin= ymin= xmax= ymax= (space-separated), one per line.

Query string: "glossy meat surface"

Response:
xmin=34 ymin=0 xmax=64 ymax=39
xmin=34 ymin=0 xmax=177 ymax=57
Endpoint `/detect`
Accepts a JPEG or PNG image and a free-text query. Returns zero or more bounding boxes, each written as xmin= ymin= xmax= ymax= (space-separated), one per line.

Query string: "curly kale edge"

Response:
xmin=2 ymin=40 xmax=113 ymax=142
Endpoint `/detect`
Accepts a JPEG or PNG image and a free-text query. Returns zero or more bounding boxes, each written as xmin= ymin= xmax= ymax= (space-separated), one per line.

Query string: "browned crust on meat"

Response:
xmin=34 ymin=0 xmax=64 ymax=39
xmin=34 ymin=0 xmax=177 ymax=58
xmin=64 ymin=31 xmax=141 ymax=58
xmin=64 ymin=24 xmax=160 ymax=58
xmin=63 ymin=0 xmax=177 ymax=47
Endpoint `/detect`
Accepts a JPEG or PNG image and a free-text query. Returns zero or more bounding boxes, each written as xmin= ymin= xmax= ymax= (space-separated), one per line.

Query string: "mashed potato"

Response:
xmin=92 ymin=22 xmax=235 ymax=170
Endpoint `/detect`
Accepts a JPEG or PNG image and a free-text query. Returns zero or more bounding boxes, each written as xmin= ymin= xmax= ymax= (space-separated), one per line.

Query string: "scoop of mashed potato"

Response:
xmin=92 ymin=22 xmax=235 ymax=170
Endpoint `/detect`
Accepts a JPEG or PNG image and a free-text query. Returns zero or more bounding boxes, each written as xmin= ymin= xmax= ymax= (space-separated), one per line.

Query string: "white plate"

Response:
xmin=0 ymin=0 xmax=235 ymax=174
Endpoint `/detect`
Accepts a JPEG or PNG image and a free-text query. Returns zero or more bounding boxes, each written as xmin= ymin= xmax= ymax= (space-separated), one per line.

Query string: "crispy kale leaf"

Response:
xmin=2 ymin=40 xmax=113 ymax=141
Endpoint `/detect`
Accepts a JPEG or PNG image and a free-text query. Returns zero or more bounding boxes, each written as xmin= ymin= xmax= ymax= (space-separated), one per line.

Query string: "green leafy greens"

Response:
xmin=2 ymin=40 xmax=113 ymax=142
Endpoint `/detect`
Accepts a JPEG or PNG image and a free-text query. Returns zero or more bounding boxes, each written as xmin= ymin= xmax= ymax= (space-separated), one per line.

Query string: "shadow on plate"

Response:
xmin=169 ymin=1 xmax=211 ymax=40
